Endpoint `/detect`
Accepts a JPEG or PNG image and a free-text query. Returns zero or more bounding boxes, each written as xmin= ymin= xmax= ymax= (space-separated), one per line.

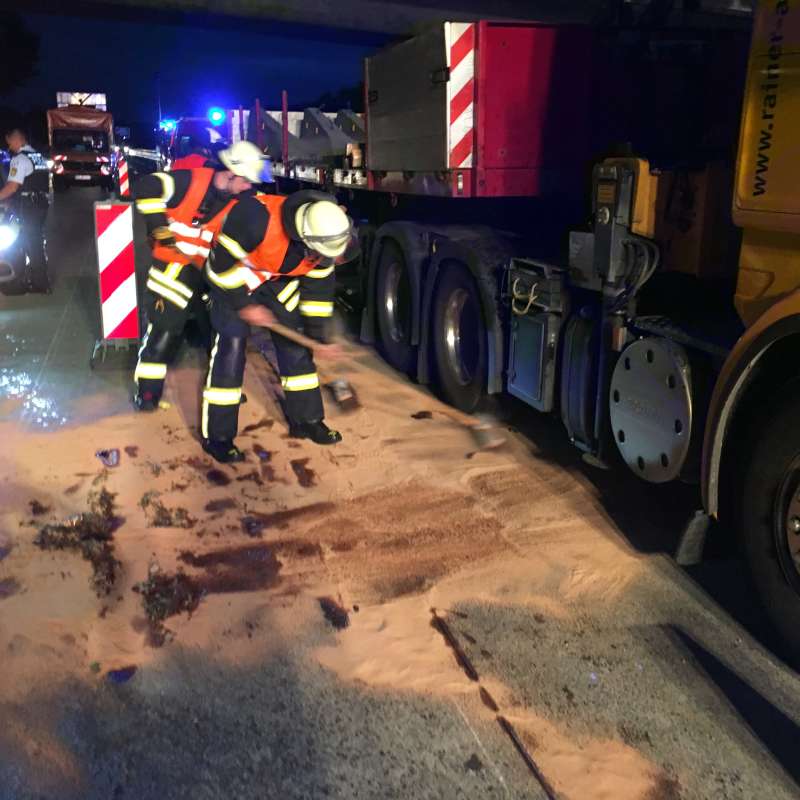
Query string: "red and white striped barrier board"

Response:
xmin=117 ymin=155 xmax=130 ymax=197
xmin=446 ymin=22 xmax=476 ymax=169
xmin=94 ymin=202 xmax=139 ymax=341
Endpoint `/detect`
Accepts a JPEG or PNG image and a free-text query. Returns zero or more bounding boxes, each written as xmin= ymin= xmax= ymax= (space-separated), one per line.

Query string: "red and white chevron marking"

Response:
xmin=95 ymin=203 xmax=139 ymax=340
xmin=446 ymin=22 xmax=476 ymax=169
xmin=118 ymin=156 xmax=130 ymax=197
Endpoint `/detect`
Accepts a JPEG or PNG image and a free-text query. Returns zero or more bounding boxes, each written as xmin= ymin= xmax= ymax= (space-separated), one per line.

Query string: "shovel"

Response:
xmin=259 ymin=321 xmax=360 ymax=412
xmin=262 ymin=322 xmax=504 ymax=450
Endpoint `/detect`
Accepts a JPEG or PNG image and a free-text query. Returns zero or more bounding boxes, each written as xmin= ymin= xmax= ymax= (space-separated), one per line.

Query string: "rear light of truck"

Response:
xmin=52 ymin=154 xmax=66 ymax=161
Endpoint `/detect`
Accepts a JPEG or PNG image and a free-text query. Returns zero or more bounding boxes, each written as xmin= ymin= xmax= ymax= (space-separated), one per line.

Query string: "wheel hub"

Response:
xmin=609 ymin=337 xmax=692 ymax=483
xmin=780 ymin=470 xmax=800 ymax=586
xmin=443 ymin=287 xmax=476 ymax=386
xmin=384 ymin=260 xmax=409 ymax=344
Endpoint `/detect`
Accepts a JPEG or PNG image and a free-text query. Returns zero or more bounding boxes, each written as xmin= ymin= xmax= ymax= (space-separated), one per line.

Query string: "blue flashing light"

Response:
xmin=208 ymin=107 xmax=226 ymax=126
xmin=159 ymin=118 xmax=177 ymax=132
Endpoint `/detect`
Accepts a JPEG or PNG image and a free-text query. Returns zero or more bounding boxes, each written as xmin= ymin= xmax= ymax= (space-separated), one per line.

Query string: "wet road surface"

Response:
xmin=0 ymin=189 xmax=799 ymax=800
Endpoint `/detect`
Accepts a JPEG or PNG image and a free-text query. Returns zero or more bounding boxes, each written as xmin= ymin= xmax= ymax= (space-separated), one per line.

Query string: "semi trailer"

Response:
xmin=249 ymin=4 xmax=800 ymax=659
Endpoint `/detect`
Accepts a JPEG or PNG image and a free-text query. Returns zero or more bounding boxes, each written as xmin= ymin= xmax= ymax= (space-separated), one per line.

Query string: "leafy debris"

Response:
xmin=139 ymin=491 xmax=196 ymax=529
xmin=132 ymin=563 xmax=202 ymax=647
xmin=33 ymin=488 xmax=121 ymax=596
xmin=29 ymin=500 xmax=50 ymax=517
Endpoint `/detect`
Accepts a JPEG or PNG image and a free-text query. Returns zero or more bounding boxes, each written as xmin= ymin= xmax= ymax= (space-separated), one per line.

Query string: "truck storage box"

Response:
xmin=505 ymin=259 xmax=566 ymax=412
xmin=366 ymin=21 xmax=593 ymax=197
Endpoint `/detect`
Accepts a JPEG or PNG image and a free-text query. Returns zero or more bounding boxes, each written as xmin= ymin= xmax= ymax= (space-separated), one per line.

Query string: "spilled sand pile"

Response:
xmin=0 ymin=345 xmax=673 ymax=799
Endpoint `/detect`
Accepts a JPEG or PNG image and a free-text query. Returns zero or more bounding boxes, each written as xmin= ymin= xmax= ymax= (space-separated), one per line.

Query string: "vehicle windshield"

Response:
xmin=52 ymin=129 xmax=109 ymax=152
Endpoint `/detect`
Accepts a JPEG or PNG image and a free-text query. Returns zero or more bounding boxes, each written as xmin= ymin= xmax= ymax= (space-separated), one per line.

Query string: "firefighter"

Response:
xmin=202 ymin=189 xmax=353 ymax=463
xmin=0 ymin=128 xmax=50 ymax=292
xmin=131 ymin=140 xmax=272 ymax=411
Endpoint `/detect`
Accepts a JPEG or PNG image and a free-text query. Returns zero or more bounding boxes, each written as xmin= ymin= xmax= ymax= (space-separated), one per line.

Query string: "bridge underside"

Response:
xmin=28 ymin=0 xmax=752 ymax=35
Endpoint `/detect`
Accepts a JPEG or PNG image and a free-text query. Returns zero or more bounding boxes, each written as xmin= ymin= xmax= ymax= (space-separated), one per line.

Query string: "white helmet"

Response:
xmin=295 ymin=200 xmax=351 ymax=259
xmin=219 ymin=141 xmax=272 ymax=183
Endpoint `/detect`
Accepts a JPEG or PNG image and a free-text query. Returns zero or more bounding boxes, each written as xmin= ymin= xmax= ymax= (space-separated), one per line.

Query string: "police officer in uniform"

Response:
xmin=0 ymin=128 xmax=50 ymax=292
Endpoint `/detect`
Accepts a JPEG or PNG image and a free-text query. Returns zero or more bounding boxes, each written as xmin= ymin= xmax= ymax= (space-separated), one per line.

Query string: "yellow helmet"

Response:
xmin=295 ymin=200 xmax=351 ymax=259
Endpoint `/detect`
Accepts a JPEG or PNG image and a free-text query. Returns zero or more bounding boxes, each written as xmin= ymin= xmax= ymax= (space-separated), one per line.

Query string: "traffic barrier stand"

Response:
xmin=91 ymin=201 xmax=140 ymax=368
xmin=117 ymin=154 xmax=130 ymax=198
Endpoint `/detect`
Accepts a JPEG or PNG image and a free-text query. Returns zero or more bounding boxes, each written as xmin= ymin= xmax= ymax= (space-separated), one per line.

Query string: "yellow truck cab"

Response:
xmin=700 ymin=0 xmax=800 ymax=657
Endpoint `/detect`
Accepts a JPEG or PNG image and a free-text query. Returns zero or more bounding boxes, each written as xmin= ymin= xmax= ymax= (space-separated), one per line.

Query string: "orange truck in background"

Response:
xmin=47 ymin=100 xmax=115 ymax=191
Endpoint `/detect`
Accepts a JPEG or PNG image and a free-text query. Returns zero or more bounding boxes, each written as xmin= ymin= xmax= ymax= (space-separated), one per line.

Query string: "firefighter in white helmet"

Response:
xmin=131 ymin=141 xmax=272 ymax=411
xmin=202 ymin=185 xmax=355 ymax=463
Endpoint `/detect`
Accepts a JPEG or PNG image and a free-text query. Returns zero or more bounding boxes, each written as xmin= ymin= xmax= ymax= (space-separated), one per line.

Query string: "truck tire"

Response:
xmin=432 ymin=262 xmax=487 ymax=413
xmin=740 ymin=390 xmax=800 ymax=664
xmin=375 ymin=239 xmax=417 ymax=375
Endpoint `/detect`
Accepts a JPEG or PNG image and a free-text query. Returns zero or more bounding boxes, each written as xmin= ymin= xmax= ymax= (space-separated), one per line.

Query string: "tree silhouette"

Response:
xmin=0 ymin=13 xmax=40 ymax=95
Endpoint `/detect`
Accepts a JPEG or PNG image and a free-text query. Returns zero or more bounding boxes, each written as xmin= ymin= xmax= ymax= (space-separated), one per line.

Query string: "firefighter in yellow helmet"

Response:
xmin=202 ymin=178 xmax=354 ymax=464
xmin=131 ymin=141 xmax=272 ymax=411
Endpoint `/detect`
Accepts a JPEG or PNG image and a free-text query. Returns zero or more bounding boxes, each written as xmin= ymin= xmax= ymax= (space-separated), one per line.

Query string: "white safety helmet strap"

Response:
xmin=295 ymin=201 xmax=351 ymax=258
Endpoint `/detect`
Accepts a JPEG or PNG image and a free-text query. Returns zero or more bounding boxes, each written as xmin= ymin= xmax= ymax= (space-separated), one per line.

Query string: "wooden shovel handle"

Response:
xmin=264 ymin=321 xmax=323 ymax=352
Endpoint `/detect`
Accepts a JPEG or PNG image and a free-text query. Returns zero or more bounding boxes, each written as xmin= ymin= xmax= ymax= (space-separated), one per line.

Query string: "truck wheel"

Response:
xmin=740 ymin=391 xmax=800 ymax=664
xmin=375 ymin=239 xmax=417 ymax=374
xmin=432 ymin=262 xmax=486 ymax=413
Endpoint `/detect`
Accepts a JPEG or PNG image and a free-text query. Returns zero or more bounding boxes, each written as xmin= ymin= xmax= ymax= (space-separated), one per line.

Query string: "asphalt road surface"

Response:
xmin=0 ymin=188 xmax=798 ymax=800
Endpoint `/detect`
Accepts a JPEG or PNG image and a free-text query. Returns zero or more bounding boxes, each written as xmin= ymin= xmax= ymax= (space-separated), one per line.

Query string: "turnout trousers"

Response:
xmin=134 ymin=259 xmax=206 ymax=403
xmin=203 ymin=277 xmax=324 ymax=442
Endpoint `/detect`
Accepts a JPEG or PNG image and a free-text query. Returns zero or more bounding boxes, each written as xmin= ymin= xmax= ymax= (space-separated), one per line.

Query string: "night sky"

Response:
xmin=6 ymin=12 xmax=391 ymax=125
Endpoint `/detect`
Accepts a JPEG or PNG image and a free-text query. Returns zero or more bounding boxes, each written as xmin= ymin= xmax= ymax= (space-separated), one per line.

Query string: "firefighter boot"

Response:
xmin=289 ymin=420 xmax=342 ymax=445
xmin=201 ymin=438 xmax=246 ymax=464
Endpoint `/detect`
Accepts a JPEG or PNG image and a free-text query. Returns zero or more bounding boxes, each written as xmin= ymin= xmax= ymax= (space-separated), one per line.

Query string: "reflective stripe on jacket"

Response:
xmin=152 ymin=168 xmax=234 ymax=268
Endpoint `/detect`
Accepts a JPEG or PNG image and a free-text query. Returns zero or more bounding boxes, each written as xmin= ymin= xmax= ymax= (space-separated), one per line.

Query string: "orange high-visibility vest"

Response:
xmin=152 ymin=168 xmax=234 ymax=268
xmin=236 ymin=194 xmax=318 ymax=291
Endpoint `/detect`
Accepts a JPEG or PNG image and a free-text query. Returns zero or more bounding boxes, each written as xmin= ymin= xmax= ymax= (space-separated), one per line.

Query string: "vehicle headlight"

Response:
xmin=0 ymin=224 xmax=20 ymax=251
xmin=46 ymin=159 xmax=55 ymax=170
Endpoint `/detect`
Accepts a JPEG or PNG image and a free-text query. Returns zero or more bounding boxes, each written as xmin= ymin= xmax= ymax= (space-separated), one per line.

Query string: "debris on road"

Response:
xmin=133 ymin=563 xmax=202 ymax=647
xmin=106 ymin=665 xmax=137 ymax=684
xmin=124 ymin=445 xmax=139 ymax=458
xmin=0 ymin=577 xmax=21 ymax=599
xmin=318 ymin=596 xmax=350 ymax=630
xmin=28 ymin=499 xmax=51 ymax=516
xmin=33 ymin=488 xmax=121 ymax=595
xmin=411 ymin=410 xmax=433 ymax=420
xmin=204 ymin=498 xmax=237 ymax=513
xmin=139 ymin=491 xmax=196 ymax=529
xmin=252 ymin=443 xmax=271 ymax=461
xmin=178 ymin=545 xmax=282 ymax=594
xmin=95 ymin=448 xmax=120 ymax=468
xmin=242 ymin=417 xmax=274 ymax=434
xmin=290 ymin=458 xmax=317 ymax=488
xmin=206 ymin=469 xmax=232 ymax=487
